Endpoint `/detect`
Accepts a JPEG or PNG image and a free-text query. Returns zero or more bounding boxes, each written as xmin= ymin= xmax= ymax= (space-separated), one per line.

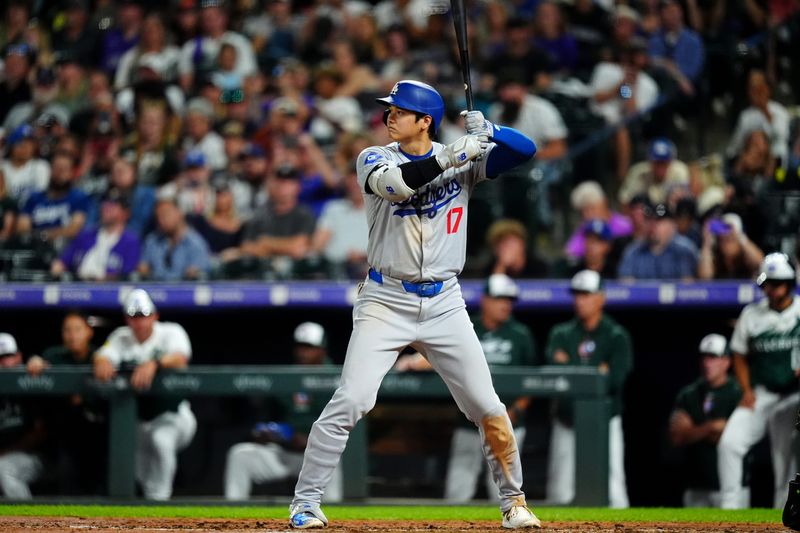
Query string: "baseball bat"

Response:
xmin=450 ymin=0 xmax=474 ymax=111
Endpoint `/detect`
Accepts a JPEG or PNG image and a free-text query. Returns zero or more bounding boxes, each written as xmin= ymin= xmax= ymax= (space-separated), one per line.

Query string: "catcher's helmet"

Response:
xmin=756 ymin=252 xmax=796 ymax=286
xmin=376 ymin=80 xmax=445 ymax=133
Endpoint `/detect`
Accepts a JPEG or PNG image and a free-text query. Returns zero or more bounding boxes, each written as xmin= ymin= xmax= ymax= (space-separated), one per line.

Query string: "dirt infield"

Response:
xmin=0 ymin=517 xmax=786 ymax=532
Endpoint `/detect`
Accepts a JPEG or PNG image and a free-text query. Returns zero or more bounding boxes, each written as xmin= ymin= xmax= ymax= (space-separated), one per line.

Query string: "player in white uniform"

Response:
xmin=94 ymin=289 xmax=197 ymax=501
xmin=288 ymin=80 xmax=540 ymax=529
xmin=718 ymin=253 xmax=800 ymax=509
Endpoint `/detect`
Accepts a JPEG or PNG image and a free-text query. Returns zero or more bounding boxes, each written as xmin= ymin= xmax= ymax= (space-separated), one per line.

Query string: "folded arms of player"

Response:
xmin=462 ymin=110 xmax=537 ymax=177
xmin=365 ymin=135 xmax=482 ymax=202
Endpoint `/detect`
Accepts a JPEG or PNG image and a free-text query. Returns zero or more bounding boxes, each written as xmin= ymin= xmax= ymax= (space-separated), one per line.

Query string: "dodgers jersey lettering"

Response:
xmin=356 ymin=142 xmax=493 ymax=282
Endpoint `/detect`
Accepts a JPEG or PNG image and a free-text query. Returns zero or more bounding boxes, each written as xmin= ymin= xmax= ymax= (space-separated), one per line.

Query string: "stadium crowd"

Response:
xmin=0 ymin=0 xmax=797 ymax=282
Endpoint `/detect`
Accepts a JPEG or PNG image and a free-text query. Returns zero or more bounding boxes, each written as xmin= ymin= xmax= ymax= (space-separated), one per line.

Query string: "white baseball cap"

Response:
xmin=485 ymin=274 xmax=520 ymax=300
xmin=756 ymin=252 xmax=796 ymax=286
xmin=0 ymin=333 xmax=18 ymax=356
xmin=124 ymin=289 xmax=157 ymax=317
xmin=570 ymin=269 xmax=604 ymax=294
xmin=294 ymin=322 xmax=326 ymax=348
xmin=698 ymin=333 xmax=727 ymax=357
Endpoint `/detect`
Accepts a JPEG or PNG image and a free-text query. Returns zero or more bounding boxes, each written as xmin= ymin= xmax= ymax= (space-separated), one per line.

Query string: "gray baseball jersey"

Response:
xmin=356 ymin=142 xmax=492 ymax=281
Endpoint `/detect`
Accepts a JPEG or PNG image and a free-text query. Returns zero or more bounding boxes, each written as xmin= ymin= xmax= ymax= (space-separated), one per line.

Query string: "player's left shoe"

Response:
xmin=289 ymin=503 xmax=328 ymax=529
xmin=502 ymin=505 xmax=542 ymax=529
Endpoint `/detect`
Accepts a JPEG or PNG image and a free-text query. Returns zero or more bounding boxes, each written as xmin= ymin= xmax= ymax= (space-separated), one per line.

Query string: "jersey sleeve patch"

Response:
xmin=364 ymin=151 xmax=385 ymax=165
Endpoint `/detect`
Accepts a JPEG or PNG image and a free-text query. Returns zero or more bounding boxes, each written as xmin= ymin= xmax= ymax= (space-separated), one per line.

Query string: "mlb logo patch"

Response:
xmin=390 ymin=83 xmax=399 ymax=95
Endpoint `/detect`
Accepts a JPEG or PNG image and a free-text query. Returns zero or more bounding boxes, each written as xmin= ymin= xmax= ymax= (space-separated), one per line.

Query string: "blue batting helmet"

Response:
xmin=376 ymin=80 xmax=445 ymax=133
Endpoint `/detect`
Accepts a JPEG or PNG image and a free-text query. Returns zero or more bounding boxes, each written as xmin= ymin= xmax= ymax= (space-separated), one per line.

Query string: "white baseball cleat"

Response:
xmin=502 ymin=505 xmax=542 ymax=529
xmin=289 ymin=503 xmax=328 ymax=529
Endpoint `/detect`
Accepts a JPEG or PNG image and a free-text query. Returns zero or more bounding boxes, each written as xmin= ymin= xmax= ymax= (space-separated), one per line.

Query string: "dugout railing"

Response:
xmin=0 ymin=366 xmax=610 ymax=506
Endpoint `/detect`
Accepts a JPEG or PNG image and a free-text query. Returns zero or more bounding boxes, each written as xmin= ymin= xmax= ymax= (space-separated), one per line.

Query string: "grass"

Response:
xmin=0 ymin=505 xmax=781 ymax=524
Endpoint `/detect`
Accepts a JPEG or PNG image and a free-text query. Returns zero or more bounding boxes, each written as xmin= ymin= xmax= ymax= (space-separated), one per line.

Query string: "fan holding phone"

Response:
xmin=698 ymin=213 xmax=764 ymax=280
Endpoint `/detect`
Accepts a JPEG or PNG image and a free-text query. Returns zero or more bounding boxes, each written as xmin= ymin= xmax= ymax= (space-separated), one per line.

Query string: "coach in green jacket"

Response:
xmin=545 ymin=269 xmax=632 ymax=507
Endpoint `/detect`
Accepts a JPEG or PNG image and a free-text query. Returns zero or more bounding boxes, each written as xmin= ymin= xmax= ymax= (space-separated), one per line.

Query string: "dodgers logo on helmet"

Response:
xmin=375 ymin=80 xmax=445 ymax=133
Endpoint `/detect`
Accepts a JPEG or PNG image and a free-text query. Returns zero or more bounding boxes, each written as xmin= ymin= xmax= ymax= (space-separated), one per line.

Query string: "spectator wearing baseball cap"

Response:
xmin=697 ymin=212 xmax=764 ymax=280
xmin=183 ymin=97 xmax=227 ymax=171
xmin=224 ymin=163 xmax=316 ymax=269
xmin=159 ymin=149 xmax=218 ymax=218
xmin=669 ymin=334 xmax=741 ymax=507
xmin=556 ymin=219 xmax=620 ymax=279
xmin=617 ymin=202 xmax=699 ymax=280
xmin=0 ymin=43 xmax=33 ymax=123
xmin=1 ymin=123 xmax=50 ymax=207
xmin=618 ymin=137 xmax=690 ymax=206
xmin=546 ymin=269 xmax=632 ymax=508
xmin=0 ymin=332 xmax=47 ymax=499
xmin=52 ymin=188 xmax=141 ymax=281
xmin=565 ymin=181 xmax=632 ymax=259
xmin=234 ymin=142 xmax=270 ymax=220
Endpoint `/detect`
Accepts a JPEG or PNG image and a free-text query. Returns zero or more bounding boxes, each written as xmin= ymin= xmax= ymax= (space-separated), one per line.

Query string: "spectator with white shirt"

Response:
xmin=114 ymin=13 xmax=181 ymax=90
xmin=310 ymin=168 xmax=368 ymax=279
xmin=727 ymin=69 xmax=790 ymax=168
xmin=589 ymin=38 xmax=659 ymax=181
xmin=93 ymin=289 xmax=197 ymax=501
xmin=489 ymin=68 xmax=568 ymax=228
xmin=182 ymin=97 xmax=227 ymax=171
xmin=51 ymin=187 xmax=140 ymax=281
xmin=1 ymin=124 xmax=50 ymax=207
xmin=619 ymin=138 xmax=690 ymax=207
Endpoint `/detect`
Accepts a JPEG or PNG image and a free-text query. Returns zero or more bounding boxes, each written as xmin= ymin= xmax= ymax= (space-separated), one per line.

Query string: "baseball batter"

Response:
xmin=289 ymin=80 xmax=540 ymax=529
xmin=718 ymin=253 xmax=800 ymax=509
xmin=94 ymin=289 xmax=197 ymax=501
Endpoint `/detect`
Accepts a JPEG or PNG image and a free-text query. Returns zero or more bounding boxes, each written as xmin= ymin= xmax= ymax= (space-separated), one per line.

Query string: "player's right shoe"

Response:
xmin=502 ymin=505 xmax=542 ymax=529
xmin=289 ymin=503 xmax=328 ymax=529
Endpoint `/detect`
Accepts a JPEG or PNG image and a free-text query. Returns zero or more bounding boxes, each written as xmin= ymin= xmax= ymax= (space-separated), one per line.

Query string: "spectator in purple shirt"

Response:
xmin=533 ymin=1 xmax=579 ymax=75
xmin=99 ymin=0 xmax=143 ymax=76
xmin=51 ymin=188 xmax=140 ymax=281
xmin=565 ymin=181 xmax=632 ymax=259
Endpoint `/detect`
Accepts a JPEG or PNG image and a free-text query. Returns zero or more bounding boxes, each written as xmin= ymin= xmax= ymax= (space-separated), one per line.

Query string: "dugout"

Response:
xmin=0 ymin=280 xmax=782 ymax=506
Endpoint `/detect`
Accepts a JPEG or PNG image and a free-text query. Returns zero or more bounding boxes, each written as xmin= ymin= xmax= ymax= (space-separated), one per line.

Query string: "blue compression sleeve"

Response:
xmin=486 ymin=125 xmax=537 ymax=177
